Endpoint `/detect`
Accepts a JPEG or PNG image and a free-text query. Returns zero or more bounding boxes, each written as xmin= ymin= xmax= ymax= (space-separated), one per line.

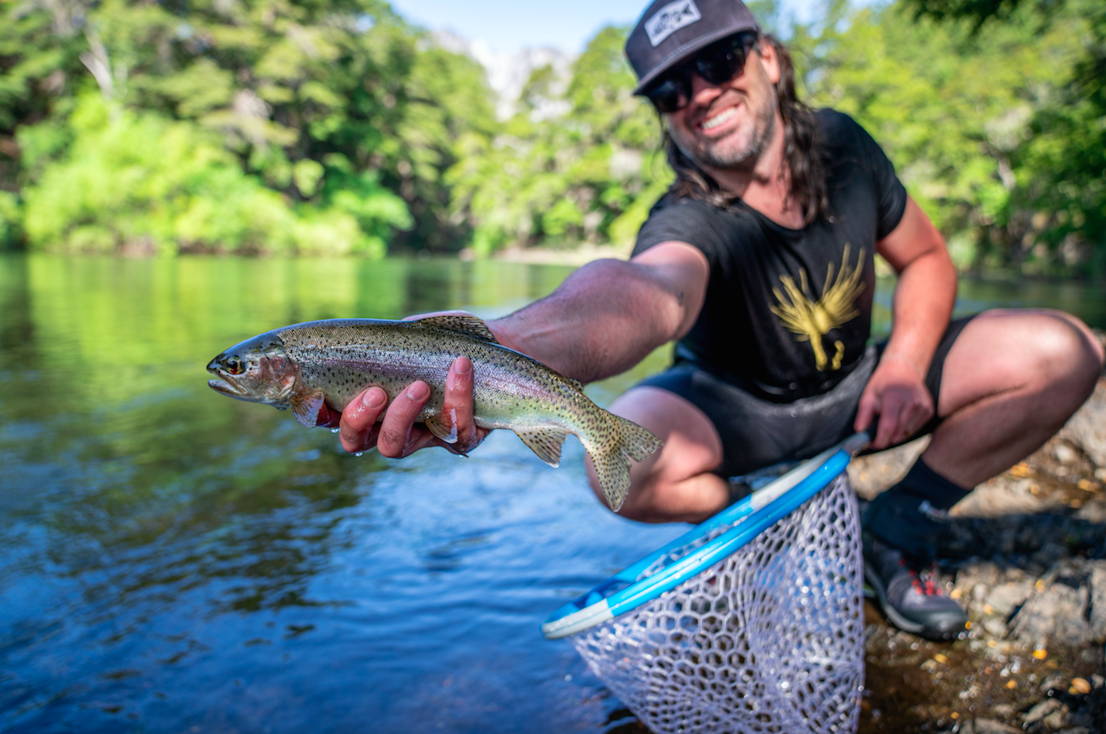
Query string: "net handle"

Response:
xmin=541 ymin=432 xmax=869 ymax=640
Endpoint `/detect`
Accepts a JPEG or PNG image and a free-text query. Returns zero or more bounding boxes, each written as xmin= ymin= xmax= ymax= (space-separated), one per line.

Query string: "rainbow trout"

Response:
xmin=206 ymin=314 xmax=662 ymax=510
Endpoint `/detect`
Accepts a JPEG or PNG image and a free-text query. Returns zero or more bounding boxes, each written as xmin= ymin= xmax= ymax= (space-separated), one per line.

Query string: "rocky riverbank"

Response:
xmin=850 ymin=335 xmax=1106 ymax=733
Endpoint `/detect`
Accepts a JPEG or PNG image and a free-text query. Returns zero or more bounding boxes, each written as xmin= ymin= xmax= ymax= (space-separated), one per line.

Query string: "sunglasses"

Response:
xmin=643 ymin=32 xmax=759 ymax=114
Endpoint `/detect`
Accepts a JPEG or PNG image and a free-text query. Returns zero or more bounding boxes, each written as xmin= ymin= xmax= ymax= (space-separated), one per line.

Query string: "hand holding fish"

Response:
xmin=327 ymin=355 xmax=489 ymax=458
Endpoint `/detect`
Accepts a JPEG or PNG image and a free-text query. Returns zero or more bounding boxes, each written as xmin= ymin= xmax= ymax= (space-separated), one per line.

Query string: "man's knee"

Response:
xmin=1023 ymin=311 xmax=1103 ymax=393
xmin=963 ymin=309 xmax=1101 ymax=389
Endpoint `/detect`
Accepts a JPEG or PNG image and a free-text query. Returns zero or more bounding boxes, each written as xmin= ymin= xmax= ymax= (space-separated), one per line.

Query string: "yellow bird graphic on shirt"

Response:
xmin=770 ymin=245 xmax=865 ymax=371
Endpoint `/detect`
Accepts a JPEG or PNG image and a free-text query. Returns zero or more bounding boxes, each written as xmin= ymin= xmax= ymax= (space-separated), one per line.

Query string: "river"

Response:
xmin=1 ymin=254 xmax=1103 ymax=733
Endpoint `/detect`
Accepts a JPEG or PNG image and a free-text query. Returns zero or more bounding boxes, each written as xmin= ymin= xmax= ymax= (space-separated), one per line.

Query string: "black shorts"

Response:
xmin=636 ymin=316 xmax=976 ymax=478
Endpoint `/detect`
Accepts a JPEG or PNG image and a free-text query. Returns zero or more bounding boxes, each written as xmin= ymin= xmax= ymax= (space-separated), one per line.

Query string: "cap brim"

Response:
xmin=632 ymin=27 xmax=757 ymax=95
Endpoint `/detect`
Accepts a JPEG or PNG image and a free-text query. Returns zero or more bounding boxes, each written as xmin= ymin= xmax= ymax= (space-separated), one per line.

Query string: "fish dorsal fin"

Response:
xmin=411 ymin=314 xmax=498 ymax=343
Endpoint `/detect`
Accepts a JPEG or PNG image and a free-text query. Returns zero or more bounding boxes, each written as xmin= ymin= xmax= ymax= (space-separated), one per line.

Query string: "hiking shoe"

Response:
xmin=862 ymin=532 xmax=968 ymax=641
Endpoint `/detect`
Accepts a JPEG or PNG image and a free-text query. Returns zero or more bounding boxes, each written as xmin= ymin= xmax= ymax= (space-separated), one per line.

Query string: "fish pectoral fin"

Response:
xmin=290 ymin=390 xmax=328 ymax=427
xmin=410 ymin=313 xmax=498 ymax=343
xmin=423 ymin=413 xmax=459 ymax=444
xmin=515 ymin=427 xmax=569 ymax=468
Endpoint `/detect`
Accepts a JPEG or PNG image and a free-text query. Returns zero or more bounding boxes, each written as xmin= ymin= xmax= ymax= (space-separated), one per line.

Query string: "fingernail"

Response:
xmin=454 ymin=357 xmax=471 ymax=375
xmin=362 ymin=388 xmax=386 ymax=409
xmin=406 ymin=382 xmax=429 ymax=401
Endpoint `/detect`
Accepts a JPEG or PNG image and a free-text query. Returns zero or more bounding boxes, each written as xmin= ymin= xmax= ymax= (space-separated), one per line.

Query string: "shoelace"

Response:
xmin=900 ymin=559 xmax=943 ymax=596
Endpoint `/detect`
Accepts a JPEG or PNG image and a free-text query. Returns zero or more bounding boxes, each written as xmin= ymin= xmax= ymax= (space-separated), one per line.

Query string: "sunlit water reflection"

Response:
xmin=1 ymin=254 xmax=1102 ymax=732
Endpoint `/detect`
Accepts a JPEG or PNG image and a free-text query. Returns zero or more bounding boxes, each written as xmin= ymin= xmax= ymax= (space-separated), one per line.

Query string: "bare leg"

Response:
xmin=924 ymin=309 xmax=1104 ymax=487
xmin=586 ymin=386 xmax=728 ymax=523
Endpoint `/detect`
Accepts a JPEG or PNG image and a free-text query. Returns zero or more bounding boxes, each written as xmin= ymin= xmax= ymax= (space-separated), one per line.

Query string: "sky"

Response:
xmin=387 ymin=0 xmax=821 ymax=56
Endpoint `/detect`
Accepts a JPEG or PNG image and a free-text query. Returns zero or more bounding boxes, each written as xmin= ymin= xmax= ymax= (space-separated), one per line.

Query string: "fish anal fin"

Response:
xmin=291 ymin=390 xmax=328 ymax=427
xmin=424 ymin=412 xmax=458 ymax=444
xmin=411 ymin=313 xmax=498 ymax=343
xmin=515 ymin=427 xmax=568 ymax=468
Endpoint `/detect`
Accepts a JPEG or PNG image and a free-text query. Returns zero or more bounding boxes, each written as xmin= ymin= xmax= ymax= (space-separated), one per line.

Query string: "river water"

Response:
xmin=1 ymin=254 xmax=1103 ymax=733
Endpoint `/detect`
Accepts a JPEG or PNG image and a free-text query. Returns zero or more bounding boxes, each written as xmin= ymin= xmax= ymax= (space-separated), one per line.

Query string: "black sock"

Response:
xmin=893 ymin=459 xmax=971 ymax=511
xmin=862 ymin=459 xmax=971 ymax=560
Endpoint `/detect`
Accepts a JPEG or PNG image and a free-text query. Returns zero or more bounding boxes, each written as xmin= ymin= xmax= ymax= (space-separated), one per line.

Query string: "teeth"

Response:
xmin=702 ymin=107 xmax=737 ymax=131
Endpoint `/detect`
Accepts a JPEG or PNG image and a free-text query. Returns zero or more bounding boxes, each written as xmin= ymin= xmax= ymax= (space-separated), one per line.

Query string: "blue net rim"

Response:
xmin=541 ymin=437 xmax=862 ymax=639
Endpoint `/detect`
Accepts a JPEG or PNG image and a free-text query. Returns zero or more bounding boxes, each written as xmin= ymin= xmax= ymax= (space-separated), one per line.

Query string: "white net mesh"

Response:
xmin=571 ymin=475 xmax=863 ymax=734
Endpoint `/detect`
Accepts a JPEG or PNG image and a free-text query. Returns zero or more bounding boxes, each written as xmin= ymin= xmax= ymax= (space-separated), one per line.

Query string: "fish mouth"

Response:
xmin=207 ymin=375 xmax=247 ymax=397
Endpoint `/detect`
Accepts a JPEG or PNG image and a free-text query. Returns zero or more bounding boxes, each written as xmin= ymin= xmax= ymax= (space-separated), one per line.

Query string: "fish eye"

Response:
xmin=224 ymin=356 xmax=245 ymax=375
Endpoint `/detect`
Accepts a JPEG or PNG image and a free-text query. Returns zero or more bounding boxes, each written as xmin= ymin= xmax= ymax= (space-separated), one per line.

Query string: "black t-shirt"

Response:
xmin=632 ymin=109 xmax=908 ymax=402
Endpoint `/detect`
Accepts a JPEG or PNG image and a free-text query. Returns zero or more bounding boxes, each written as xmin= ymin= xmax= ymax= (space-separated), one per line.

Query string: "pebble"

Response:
xmin=1068 ymin=677 xmax=1091 ymax=695
xmin=1024 ymin=698 xmax=1062 ymax=725
xmin=1054 ymin=444 xmax=1078 ymax=464
xmin=982 ymin=617 xmax=1007 ymax=637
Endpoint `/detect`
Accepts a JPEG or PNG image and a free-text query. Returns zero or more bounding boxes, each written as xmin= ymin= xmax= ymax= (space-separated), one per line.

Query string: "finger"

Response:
xmin=339 ymin=387 xmax=387 ymax=453
xmin=377 ymin=381 xmax=431 ymax=457
xmin=854 ymin=390 xmax=878 ymax=434
xmin=444 ymin=356 xmax=477 ymax=451
xmin=874 ymin=396 xmax=904 ymax=449
xmin=900 ymin=398 xmax=934 ymax=442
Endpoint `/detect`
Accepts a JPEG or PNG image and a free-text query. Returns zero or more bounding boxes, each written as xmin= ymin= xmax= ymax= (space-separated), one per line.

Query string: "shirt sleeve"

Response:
xmin=845 ymin=115 xmax=908 ymax=239
xmin=631 ymin=196 xmax=732 ymax=268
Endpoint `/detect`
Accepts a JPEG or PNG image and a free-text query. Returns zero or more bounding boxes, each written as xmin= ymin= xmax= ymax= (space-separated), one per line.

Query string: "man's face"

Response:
xmin=661 ymin=40 xmax=781 ymax=172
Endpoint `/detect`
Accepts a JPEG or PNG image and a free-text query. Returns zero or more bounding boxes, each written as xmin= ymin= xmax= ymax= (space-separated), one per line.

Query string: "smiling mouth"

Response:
xmin=702 ymin=106 xmax=739 ymax=131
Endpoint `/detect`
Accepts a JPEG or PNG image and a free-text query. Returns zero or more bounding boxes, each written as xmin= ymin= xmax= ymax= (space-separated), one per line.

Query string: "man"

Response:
xmin=330 ymin=0 xmax=1104 ymax=640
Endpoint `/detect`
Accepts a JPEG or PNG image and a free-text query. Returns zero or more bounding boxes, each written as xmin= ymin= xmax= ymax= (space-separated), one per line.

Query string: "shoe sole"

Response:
xmin=863 ymin=561 xmax=962 ymax=641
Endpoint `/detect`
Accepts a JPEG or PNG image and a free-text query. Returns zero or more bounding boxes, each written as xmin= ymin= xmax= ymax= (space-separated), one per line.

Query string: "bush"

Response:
xmin=20 ymin=95 xmax=406 ymax=256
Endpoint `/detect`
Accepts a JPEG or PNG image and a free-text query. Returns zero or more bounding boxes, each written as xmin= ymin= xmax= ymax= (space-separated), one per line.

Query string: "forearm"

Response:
xmin=488 ymin=258 xmax=690 ymax=383
xmin=883 ymin=248 xmax=957 ymax=373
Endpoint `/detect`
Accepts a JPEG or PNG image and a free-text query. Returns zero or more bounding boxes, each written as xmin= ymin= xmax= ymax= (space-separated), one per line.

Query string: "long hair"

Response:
xmin=662 ymin=34 xmax=829 ymax=225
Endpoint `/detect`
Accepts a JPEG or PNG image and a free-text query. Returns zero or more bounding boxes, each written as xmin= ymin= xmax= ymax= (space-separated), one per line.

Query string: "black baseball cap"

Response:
xmin=625 ymin=0 xmax=761 ymax=94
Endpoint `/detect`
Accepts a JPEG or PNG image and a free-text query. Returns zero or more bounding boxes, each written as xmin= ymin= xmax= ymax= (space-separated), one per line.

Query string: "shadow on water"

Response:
xmin=1 ymin=253 xmax=1104 ymax=732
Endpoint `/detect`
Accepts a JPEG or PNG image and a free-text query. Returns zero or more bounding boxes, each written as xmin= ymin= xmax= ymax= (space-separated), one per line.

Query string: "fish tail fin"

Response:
xmin=584 ymin=412 xmax=663 ymax=512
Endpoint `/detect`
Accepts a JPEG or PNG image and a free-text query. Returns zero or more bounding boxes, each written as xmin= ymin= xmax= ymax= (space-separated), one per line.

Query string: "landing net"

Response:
xmin=543 ymin=439 xmax=865 ymax=734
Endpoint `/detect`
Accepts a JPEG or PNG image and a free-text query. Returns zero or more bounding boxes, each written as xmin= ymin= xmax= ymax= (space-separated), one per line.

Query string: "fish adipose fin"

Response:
xmin=515 ymin=427 xmax=568 ymax=468
xmin=411 ymin=314 xmax=498 ymax=343
xmin=291 ymin=390 xmax=328 ymax=427
xmin=587 ymin=414 xmax=663 ymax=511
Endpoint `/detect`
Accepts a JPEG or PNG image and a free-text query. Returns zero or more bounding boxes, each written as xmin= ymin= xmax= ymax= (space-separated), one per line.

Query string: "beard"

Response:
xmin=670 ymin=91 xmax=777 ymax=172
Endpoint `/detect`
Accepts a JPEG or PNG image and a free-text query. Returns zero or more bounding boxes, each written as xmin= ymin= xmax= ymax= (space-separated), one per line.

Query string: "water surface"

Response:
xmin=1 ymin=254 xmax=1102 ymax=732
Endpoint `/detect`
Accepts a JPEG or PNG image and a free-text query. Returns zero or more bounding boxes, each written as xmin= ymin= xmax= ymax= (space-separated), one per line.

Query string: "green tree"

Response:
xmin=900 ymin=0 xmax=1106 ymax=277
xmin=803 ymin=0 xmax=1098 ymax=276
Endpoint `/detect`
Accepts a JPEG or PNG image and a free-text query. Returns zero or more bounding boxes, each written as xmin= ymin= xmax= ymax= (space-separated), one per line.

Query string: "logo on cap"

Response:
xmin=645 ymin=0 xmax=702 ymax=47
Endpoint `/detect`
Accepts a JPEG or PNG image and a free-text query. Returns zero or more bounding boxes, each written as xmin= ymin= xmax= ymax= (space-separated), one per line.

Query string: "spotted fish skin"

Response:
xmin=206 ymin=314 xmax=662 ymax=510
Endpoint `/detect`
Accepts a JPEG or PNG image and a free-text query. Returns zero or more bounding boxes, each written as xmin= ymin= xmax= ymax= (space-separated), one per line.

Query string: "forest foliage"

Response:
xmin=0 ymin=0 xmax=1102 ymax=277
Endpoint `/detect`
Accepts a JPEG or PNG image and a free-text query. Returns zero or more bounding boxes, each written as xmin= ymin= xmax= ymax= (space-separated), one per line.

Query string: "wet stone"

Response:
xmin=952 ymin=719 xmax=1022 ymax=734
xmin=1023 ymin=698 xmax=1064 ymax=726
